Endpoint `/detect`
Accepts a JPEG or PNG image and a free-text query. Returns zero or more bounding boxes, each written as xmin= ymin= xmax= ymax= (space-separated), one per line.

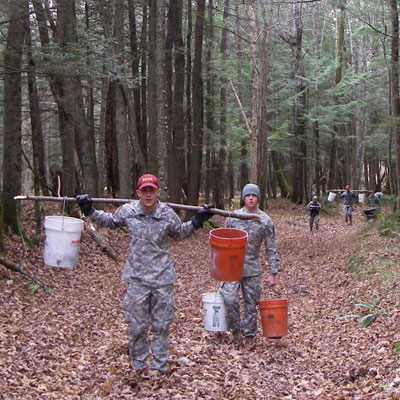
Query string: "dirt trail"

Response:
xmin=0 ymin=201 xmax=399 ymax=399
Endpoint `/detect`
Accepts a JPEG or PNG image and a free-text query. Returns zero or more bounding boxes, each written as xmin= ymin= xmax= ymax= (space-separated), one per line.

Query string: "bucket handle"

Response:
xmin=56 ymin=176 xmax=68 ymax=231
xmin=226 ymin=211 xmax=233 ymax=240
xmin=61 ymin=196 xmax=68 ymax=231
xmin=262 ymin=288 xmax=283 ymax=300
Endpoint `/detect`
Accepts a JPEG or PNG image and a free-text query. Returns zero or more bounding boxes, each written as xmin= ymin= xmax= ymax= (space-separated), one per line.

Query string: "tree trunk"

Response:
xmin=2 ymin=0 xmax=26 ymax=232
xmin=256 ymin=2 xmax=271 ymax=209
xmin=185 ymin=0 xmax=193 ymax=197
xmin=215 ymin=0 xmax=230 ymax=210
xmin=389 ymin=0 xmax=400 ymax=204
xmin=25 ymin=11 xmax=49 ymax=198
xmin=187 ymin=0 xmax=206 ymax=206
xmin=235 ymin=4 xmax=249 ymax=192
xmin=271 ymin=151 xmax=290 ymax=198
xmin=156 ymin=0 xmax=167 ymax=196
xmin=128 ymin=0 xmax=146 ymax=165
xmin=105 ymin=82 xmax=119 ymax=196
xmin=25 ymin=9 xmax=47 ymax=243
xmin=328 ymin=0 xmax=346 ymax=190
xmin=204 ymin=0 xmax=215 ymax=204
xmin=165 ymin=0 xmax=186 ymax=203
xmin=113 ymin=0 xmax=131 ymax=198
xmin=246 ymin=1 xmax=259 ymax=183
xmin=141 ymin=2 xmax=149 ymax=165
xmin=292 ymin=4 xmax=307 ymax=204
xmin=148 ymin=0 xmax=159 ymax=175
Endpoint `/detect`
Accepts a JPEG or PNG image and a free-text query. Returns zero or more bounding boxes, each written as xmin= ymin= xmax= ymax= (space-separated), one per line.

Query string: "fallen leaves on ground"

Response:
xmin=0 ymin=199 xmax=399 ymax=399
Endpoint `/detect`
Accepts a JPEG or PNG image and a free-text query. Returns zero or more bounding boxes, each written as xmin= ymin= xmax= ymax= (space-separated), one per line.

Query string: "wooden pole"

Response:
xmin=327 ymin=189 xmax=370 ymax=193
xmin=14 ymin=195 xmax=260 ymax=221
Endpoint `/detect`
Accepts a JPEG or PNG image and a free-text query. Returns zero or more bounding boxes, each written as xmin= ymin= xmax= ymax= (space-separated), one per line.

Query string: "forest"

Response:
xmin=1 ymin=1 xmax=400 ymax=399
xmin=1 ymin=0 xmax=400 ymax=227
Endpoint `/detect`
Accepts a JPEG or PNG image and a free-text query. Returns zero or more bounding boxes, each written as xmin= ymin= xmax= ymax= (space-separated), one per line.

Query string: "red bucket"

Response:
xmin=259 ymin=299 xmax=288 ymax=339
xmin=209 ymin=228 xmax=248 ymax=281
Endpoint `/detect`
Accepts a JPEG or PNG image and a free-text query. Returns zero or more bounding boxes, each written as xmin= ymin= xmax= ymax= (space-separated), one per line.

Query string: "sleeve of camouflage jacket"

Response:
xmin=263 ymin=216 xmax=280 ymax=275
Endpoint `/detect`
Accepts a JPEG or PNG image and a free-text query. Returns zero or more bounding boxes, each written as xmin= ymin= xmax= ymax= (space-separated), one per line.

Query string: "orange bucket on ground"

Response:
xmin=209 ymin=228 xmax=248 ymax=281
xmin=259 ymin=299 xmax=288 ymax=339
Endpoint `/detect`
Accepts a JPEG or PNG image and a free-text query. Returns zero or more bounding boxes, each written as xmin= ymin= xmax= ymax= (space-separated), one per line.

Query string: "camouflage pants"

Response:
xmin=309 ymin=214 xmax=320 ymax=230
xmin=219 ymin=276 xmax=263 ymax=337
xmin=343 ymin=205 xmax=353 ymax=223
xmin=123 ymin=280 xmax=174 ymax=373
xmin=343 ymin=205 xmax=353 ymax=216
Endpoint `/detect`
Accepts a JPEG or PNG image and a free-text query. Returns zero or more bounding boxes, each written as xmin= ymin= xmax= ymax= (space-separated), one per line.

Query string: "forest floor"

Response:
xmin=0 ymin=199 xmax=399 ymax=400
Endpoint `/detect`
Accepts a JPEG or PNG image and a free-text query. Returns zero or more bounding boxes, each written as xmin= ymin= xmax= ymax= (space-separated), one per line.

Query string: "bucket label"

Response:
xmin=212 ymin=306 xmax=221 ymax=327
xmin=71 ymin=240 xmax=80 ymax=245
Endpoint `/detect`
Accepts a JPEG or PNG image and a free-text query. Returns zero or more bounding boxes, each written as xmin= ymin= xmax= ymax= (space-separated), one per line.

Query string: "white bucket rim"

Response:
xmin=44 ymin=215 xmax=84 ymax=232
xmin=202 ymin=292 xmax=224 ymax=301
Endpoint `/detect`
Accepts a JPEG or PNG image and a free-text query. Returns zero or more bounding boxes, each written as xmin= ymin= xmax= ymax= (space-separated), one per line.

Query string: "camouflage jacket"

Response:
xmin=225 ymin=208 xmax=280 ymax=277
xmin=90 ymin=201 xmax=195 ymax=287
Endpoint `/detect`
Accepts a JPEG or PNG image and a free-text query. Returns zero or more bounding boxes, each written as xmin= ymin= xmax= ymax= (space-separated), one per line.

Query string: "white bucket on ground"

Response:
xmin=44 ymin=216 xmax=84 ymax=269
xmin=327 ymin=192 xmax=337 ymax=202
xmin=358 ymin=193 xmax=366 ymax=203
xmin=202 ymin=292 xmax=227 ymax=332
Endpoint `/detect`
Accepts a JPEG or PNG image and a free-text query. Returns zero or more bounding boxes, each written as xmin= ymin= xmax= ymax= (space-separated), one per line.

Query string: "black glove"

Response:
xmin=76 ymin=194 xmax=95 ymax=216
xmin=191 ymin=204 xmax=214 ymax=229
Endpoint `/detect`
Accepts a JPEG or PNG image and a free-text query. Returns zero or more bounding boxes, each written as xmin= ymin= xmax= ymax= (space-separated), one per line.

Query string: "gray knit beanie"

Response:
xmin=241 ymin=183 xmax=261 ymax=200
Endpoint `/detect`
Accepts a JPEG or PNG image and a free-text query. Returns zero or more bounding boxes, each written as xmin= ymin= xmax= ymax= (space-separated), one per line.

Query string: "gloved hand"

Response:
xmin=191 ymin=204 xmax=214 ymax=229
xmin=76 ymin=194 xmax=95 ymax=216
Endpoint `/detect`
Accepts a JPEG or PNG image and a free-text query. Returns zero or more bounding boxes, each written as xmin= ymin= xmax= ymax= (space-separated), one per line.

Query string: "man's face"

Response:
xmin=137 ymin=186 xmax=161 ymax=211
xmin=244 ymin=194 xmax=259 ymax=210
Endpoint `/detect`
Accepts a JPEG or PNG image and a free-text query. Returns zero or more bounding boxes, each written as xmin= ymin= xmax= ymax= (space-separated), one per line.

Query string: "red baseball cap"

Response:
xmin=137 ymin=174 xmax=159 ymax=190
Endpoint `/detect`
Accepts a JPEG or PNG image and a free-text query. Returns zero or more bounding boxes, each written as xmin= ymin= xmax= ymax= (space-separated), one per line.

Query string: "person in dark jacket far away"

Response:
xmin=339 ymin=185 xmax=358 ymax=225
xmin=363 ymin=190 xmax=381 ymax=221
xmin=306 ymin=196 xmax=321 ymax=231
xmin=76 ymin=174 xmax=213 ymax=375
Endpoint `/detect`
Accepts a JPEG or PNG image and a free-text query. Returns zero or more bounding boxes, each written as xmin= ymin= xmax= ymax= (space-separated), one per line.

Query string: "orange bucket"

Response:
xmin=259 ymin=299 xmax=288 ymax=339
xmin=209 ymin=228 xmax=248 ymax=281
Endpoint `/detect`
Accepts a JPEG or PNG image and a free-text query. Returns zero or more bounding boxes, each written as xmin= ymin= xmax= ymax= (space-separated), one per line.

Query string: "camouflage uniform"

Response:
xmin=90 ymin=200 xmax=195 ymax=372
xmin=219 ymin=208 xmax=280 ymax=337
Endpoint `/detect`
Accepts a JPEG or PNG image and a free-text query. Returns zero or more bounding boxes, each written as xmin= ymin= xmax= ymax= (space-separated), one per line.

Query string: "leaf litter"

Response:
xmin=0 ymin=200 xmax=399 ymax=399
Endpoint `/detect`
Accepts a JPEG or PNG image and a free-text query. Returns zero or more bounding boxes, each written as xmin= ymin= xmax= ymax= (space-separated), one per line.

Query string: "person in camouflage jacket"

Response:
xmin=77 ymin=174 xmax=212 ymax=374
xmin=219 ymin=184 xmax=280 ymax=345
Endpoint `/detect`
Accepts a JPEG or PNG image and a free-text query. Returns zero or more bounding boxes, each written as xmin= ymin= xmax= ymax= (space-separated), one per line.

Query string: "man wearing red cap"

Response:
xmin=339 ymin=185 xmax=358 ymax=225
xmin=76 ymin=174 xmax=212 ymax=375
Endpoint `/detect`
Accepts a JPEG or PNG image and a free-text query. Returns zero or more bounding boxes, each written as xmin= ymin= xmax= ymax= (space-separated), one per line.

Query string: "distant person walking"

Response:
xmin=363 ymin=190 xmax=381 ymax=220
xmin=340 ymin=185 xmax=358 ymax=225
xmin=306 ymin=196 xmax=321 ymax=231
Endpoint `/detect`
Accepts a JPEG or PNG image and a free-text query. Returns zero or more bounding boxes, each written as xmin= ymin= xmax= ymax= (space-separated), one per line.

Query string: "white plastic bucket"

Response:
xmin=358 ymin=193 xmax=366 ymax=203
xmin=327 ymin=192 xmax=337 ymax=202
xmin=44 ymin=216 xmax=84 ymax=269
xmin=202 ymin=292 xmax=227 ymax=332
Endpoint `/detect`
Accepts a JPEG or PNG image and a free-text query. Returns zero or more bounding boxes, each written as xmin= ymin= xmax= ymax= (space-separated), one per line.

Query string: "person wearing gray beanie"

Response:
xmin=219 ymin=183 xmax=280 ymax=347
xmin=306 ymin=195 xmax=321 ymax=231
xmin=241 ymin=184 xmax=261 ymax=201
